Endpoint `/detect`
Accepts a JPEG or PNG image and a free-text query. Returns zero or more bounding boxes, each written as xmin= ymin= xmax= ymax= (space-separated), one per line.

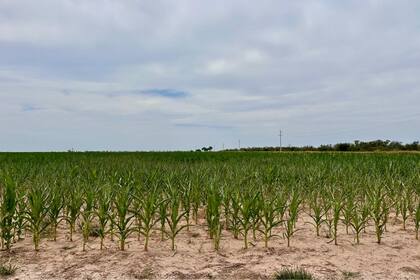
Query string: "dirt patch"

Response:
xmin=1 ymin=214 xmax=420 ymax=279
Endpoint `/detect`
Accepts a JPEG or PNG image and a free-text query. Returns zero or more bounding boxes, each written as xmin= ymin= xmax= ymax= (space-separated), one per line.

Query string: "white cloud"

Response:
xmin=205 ymin=59 xmax=234 ymax=75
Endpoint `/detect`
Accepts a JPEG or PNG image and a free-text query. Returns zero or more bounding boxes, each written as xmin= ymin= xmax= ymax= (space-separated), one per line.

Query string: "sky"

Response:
xmin=0 ymin=0 xmax=419 ymax=151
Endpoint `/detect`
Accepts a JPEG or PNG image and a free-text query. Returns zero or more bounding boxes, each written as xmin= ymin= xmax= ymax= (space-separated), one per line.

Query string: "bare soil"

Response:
xmin=1 ymin=213 xmax=420 ymax=280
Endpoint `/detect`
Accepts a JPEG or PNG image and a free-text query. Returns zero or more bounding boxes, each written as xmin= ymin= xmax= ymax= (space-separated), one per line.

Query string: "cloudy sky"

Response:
xmin=0 ymin=0 xmax=419 ymax=151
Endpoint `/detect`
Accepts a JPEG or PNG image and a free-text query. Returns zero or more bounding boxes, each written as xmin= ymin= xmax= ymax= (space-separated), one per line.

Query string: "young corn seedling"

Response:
xmin=251 ymin=201 xmax=262 ymax=242
xmin=25 ymin=185 xmax=50 ymax=251
xmin=307 ymin=191 xmax=326 ymax=237
xmin=0 ymin=176 xmax=17 ymax=250
xmin=368 ymin=186 xmax=390 ymax=244
xmin=95 ymin=186 xmax=112 ymax=250
xmin=65 ymin=188 xmax=82 ymax=242
xmin=283 ymin=191 xmax=301 ymax=247
xmin=399 ymin=187 xmax=413 ymax=231
xmin=323 ymin=199 xmax=333 ymax=238
xmin=80 ymin=168 xmax=101 ymax=249
xmin=331 ymin=191 xmax=344 ymax=245
xmin=163 ymin=177 xmax=189 ymax=251
xmin=206 ymin=186 xmax=222 ymax=250
xmin=221 ymin=185 xmax=231 ymax=230
xmin=228 ymin=192 xmax=241 ymax=239
xmin=258 ymin=195 xmax=282 ymax=248
xmin=112 ymin=177 xmax=135 ymax=251
xmin=131 ymin=190 xmax=143 ymax=242
xmin=158 ymin=194 xmax=168 ymax=241
xmin=275 ymin=191 xmax=288 ymax=226
xmin=414 ymin=199 xmax=420 ymax=240
xmin=342 ymin=191 xmax=355 ymax=235
xmin=47 ymin=184 xmax=63 ymax=241
xmin=237 ymin=191 xmax=259 ymax=249
xmin=14 ymin=189 xmax=27 ymax=242
xmin=349 ymin=202 xmax=370 ymax=244
xmin=80 ymin=185 xmax=95 ymax=251
xmin=135 ymin=187 xmax=161 ymax=251
xmin=205 ymin=186 xmax=216 ymax=239
xmin=181 ymin=182 xmax=192 ymax=231
xmin=191 ymin=181 xmax=201 ymax=225
xmin=164 ymin=193 xmax=188 ymax=251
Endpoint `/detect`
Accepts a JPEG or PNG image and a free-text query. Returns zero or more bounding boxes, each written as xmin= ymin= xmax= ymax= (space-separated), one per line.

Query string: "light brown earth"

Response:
xmin=1 ymin=212 xmax=420 ymax=280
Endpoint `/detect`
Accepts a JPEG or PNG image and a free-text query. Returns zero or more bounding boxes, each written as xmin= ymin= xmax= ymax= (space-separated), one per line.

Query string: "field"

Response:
xmin=0 ymin=152 xmax=420 ymax=279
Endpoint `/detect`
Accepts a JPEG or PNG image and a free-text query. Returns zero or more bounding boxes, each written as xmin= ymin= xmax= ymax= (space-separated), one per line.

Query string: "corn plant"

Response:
xmin=307 ymin=191 xmax=326 ymax=237
xmin=80 ymin=185 xmax=95 ymax=251
xmin=228 ymin=192 xmax=241 ymax=239
xmin=190 ymin=183 xmax=201 ymax=225
xmin=275 ymin=190 xmax=288 ymax=225
xmin=206 ymin=186 xmax=222 ymax=250
xmin=112 ymin=176 xmax=135 ymax=251
xmin=342 ymin=191 xmax=355 ymax=235
xmin=14 ymin=188 xmax=27 ymax=242
xmin=331 ymin=191 xmax=344 ymax=245
xmin=349 ymin=202 xmax=370 ymax=244
xmin=323 ymin=198 xmax=333 ymax=238
xmin=180 ymin=181 xmax=192 ymax=231
xmin=258 ymin=194 xmax=282 ymax=248
xmin=95 ymin=186 xmax=112 ymax=250
xmin=0 ymin=176 xmax=17 ymax=250
xmin=132 ymin=193 xmax=142 ymax=242
xmin=237 ymin=190 xmax=260 ymax=249
xmin=399 ymin=187 xmax=413 ymax=230
xmin=47 ymin=183 xmax=63 ymax=241
xmin=221 ymin=184 xmax=231 ymax=230
xmin=368 ymin=185 xmax=390 ymax=244
xmin=25 ymin=184 xmax=50 ymax=251
xmin=251 ymin=201 xmax=261 ymax=242
xmin=65 ymin=187 xmax=82 ymax=242
xmin=414 ymin=199 xmax=420 ymax=240
xmin=158 ymin=194 xmax=168 ymax=241
xmin=135 ymin=186 xmax=161 ymax=251
xmin=164 ymin=191 xmax=188 ymax=251
xmin=283 ymin=191 xmax=301 ymax=247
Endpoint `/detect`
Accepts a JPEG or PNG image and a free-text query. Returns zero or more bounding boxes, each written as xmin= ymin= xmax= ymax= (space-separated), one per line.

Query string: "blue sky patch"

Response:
xmin=141 ymin=89 xmax=188 ymax=98
xmin=21 ymin=104 xmax=43 ymax=112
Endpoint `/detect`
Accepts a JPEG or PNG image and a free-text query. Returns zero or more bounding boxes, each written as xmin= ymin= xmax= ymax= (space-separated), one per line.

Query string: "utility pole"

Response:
xmin=238 ymin=139 xmax=241 ymax=150
xmin=278 ymin=129 xmax=282 ymax=151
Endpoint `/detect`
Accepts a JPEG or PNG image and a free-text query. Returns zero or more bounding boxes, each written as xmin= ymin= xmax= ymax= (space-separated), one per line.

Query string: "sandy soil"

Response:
xmin=1 ymin=212 xmax=420 ymax=280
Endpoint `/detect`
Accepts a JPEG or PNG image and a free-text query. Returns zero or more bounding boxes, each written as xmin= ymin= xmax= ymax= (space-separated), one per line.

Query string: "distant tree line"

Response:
xmin=223 ymin=140 xmax=420 ymax=152
xmin=195 ymin=146 xmax=213 ymax=152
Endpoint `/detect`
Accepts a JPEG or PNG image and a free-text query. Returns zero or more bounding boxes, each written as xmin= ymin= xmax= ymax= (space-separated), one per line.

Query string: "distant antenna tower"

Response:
xmin=278 ymin=129 xmax=282 ymax=151
xmin=238 ymin=139 xmax=241 ymax=150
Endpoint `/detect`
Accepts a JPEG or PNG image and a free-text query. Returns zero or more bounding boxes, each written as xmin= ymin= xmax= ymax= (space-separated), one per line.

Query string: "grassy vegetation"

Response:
xmin=0 ymin=151 xmax=419 ymax=252
xmin=273 ymin=267 xmax=315 ymax=280
xmin=0 ymin=259 xmax=17 ymax=276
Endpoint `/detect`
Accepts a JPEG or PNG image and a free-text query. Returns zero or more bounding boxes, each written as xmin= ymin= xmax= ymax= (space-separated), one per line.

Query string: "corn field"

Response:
xmin=0 ymin=152 xmax=419 ymax=252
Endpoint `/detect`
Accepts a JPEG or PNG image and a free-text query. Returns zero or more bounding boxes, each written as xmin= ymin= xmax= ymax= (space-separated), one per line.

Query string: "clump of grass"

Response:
xmin=0 ymin=260 xmax=18 ymax=276
xmin=342 ymin=270 xmax=361 ymax=279
xmin=273 ymin=267 xmax=315 ymax=280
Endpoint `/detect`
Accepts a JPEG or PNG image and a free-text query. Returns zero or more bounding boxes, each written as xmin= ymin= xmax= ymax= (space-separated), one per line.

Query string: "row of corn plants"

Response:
xmin=0 ymin=152 xmax=419 ymax=252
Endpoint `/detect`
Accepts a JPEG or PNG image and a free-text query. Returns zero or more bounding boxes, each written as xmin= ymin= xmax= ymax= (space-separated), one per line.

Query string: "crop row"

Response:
xmin=0 ymin=152 xmax=419 ymax=252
